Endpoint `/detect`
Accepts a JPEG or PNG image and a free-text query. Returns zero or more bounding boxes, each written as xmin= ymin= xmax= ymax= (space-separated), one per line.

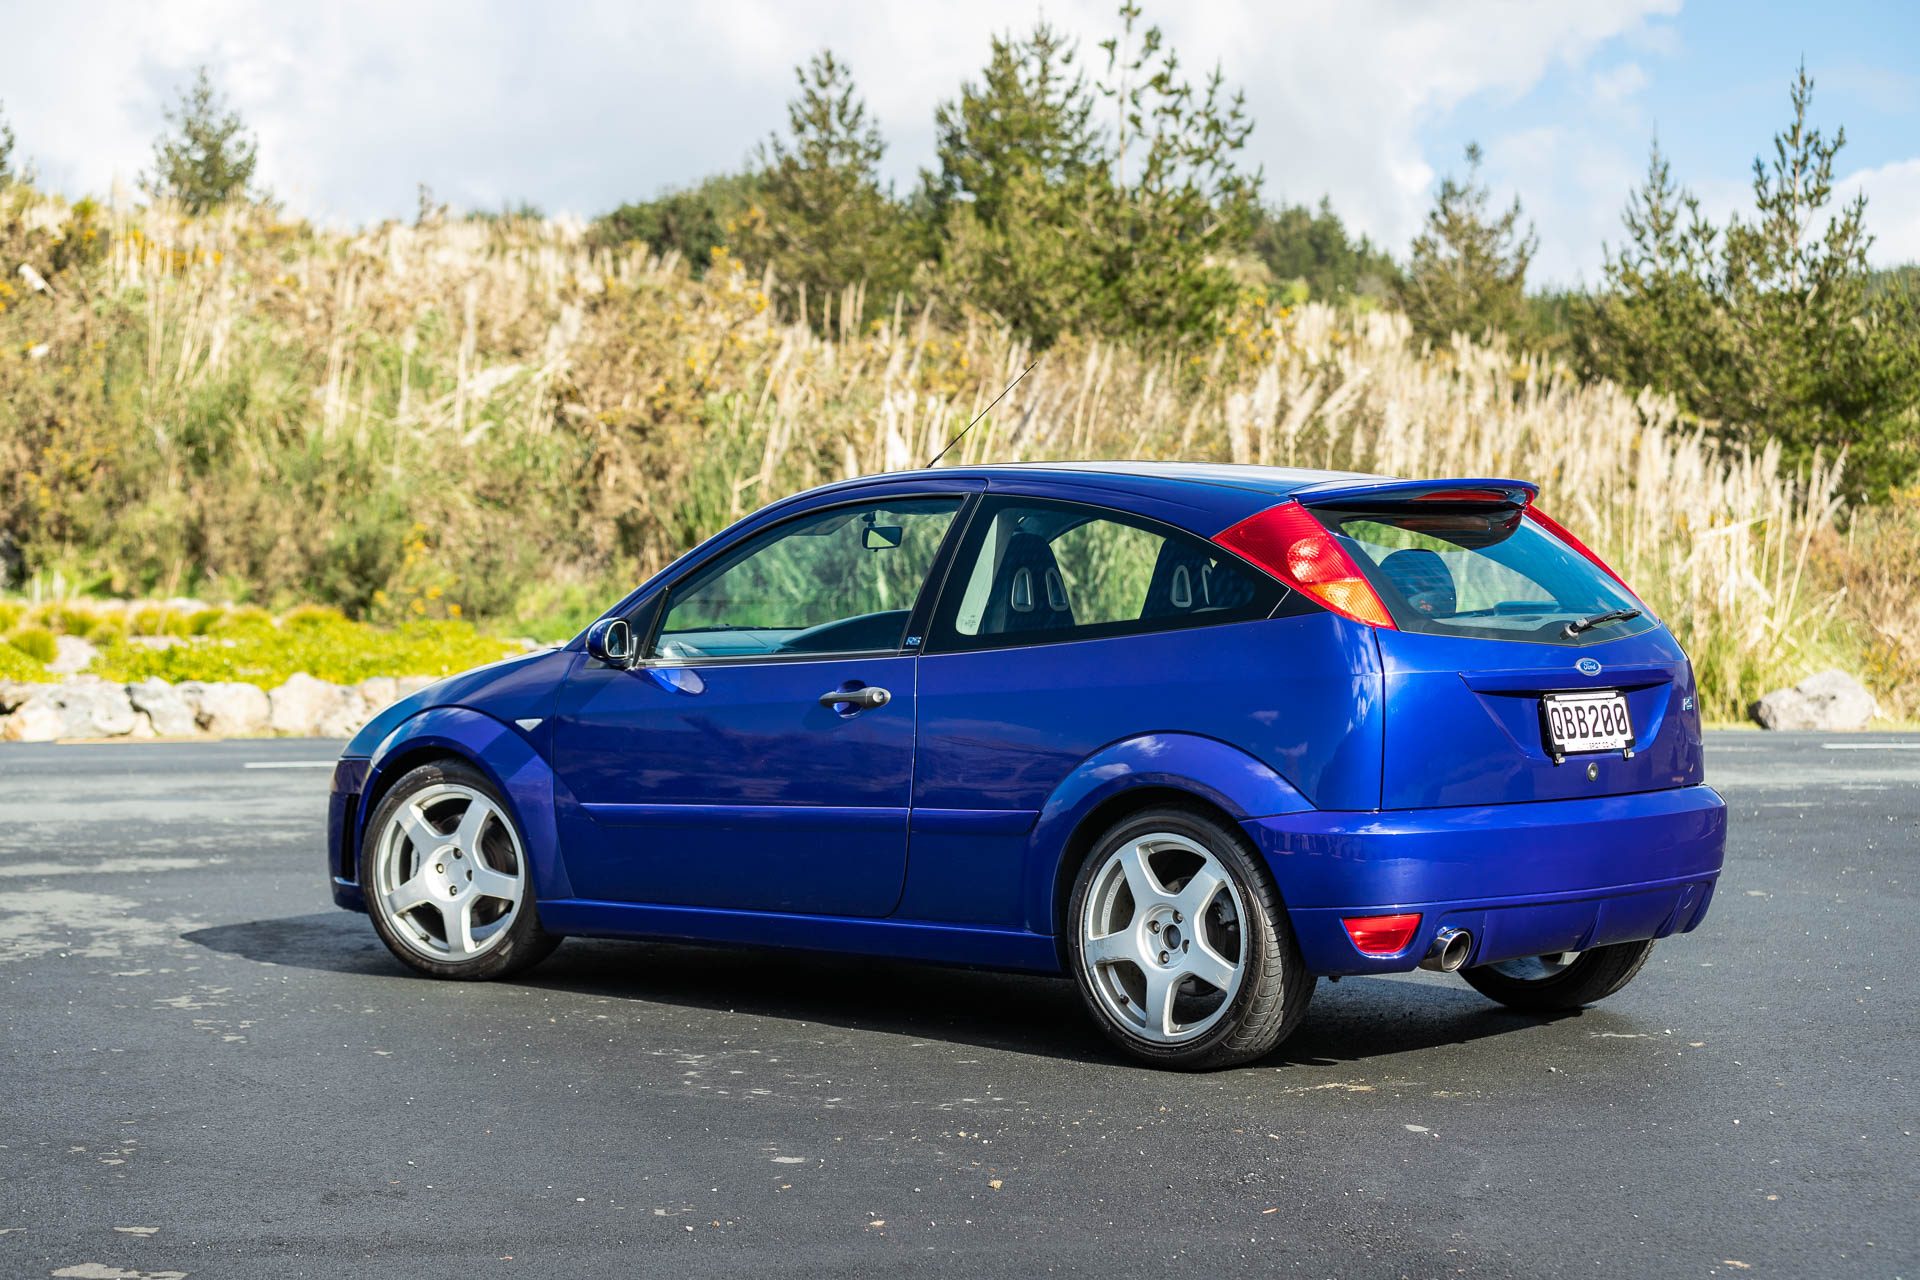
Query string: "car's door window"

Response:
xmin=652 ymin=497 xmax=963 ymax=661
xmin=930 ymin=498 xmax=1280 ymax=651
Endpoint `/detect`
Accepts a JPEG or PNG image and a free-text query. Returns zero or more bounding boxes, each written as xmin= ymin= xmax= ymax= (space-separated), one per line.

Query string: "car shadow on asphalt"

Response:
xmin=185 ymin=911 xmax=1580 ymax=1072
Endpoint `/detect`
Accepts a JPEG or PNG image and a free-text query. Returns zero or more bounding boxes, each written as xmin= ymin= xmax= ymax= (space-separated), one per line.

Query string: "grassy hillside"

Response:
xmin=2 ymin=191 xmax=1913 ymax=719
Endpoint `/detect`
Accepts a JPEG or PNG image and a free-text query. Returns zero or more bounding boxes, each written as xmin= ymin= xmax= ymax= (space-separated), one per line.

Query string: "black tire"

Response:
xmin=1066 ymin=806 xmax=1313 ymax=1070
xmin=1459 ymin=940 xmax=1655 ymax=1013
xmin=361 ymin=759 xmax=561 ymax=981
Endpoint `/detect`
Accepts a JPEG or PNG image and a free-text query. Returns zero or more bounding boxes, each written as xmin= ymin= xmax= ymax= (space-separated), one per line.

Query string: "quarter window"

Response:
xmin=931 ymin=498 xmax=1279 ymax=651
xmin=652 ymin=497 xmax=963 ymax=661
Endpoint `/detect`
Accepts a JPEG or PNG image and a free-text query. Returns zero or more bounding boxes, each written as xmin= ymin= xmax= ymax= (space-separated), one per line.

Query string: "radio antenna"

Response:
xmin=924 ymin=359 xmax=1037 ymax=469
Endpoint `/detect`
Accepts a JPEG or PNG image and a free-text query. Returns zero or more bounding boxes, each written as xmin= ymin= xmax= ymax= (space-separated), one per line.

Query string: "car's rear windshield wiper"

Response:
xmin=1563 ymin=607 xmax=1642 ymax=637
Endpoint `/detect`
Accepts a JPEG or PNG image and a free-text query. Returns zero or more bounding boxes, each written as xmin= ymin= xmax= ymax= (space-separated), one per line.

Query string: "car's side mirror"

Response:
xmin=585 ymin=617 xmax=636 ymax=667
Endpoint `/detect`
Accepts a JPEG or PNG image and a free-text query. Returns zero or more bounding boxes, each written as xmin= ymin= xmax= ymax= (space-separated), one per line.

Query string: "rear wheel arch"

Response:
xmin=1025 ymin=733 xmax=1312 ymax=942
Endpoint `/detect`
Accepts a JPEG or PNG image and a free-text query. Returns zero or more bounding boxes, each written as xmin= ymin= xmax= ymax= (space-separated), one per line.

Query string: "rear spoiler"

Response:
xmin=1288 ymin=477 xmax=1538 ymax=509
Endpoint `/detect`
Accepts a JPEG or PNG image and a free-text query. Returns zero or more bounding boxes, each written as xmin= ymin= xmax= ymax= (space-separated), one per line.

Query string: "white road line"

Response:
xmin=1822 ymin=743 xmax=1920 ymax=751
xmin=242 ymin=760 xmax=338 ymax=769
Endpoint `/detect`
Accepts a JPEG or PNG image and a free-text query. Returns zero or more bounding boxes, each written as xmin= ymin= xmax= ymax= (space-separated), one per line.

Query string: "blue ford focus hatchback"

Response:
xmin=329 ymin=463 xmax=1726 ymax=1069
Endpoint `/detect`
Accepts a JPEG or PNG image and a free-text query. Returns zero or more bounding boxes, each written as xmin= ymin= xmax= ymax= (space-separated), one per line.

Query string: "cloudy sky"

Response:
xmin=2 ymin=0 xmax=1915 ymax=285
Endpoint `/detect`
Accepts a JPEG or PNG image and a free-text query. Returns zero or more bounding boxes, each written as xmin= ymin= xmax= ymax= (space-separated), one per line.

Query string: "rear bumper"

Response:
xmin=1243 ymin=785 xmax=1726 ymax=975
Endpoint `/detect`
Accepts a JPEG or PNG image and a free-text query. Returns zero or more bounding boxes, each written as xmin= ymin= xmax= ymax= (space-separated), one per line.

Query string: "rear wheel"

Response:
xmin=1067 ymin=807 xmax=1312 ymax=1070
xmin=362 ymin=760 xmax=560 ymax=980
xmin=1459 ymin=940 xmax=1655 ymax=1012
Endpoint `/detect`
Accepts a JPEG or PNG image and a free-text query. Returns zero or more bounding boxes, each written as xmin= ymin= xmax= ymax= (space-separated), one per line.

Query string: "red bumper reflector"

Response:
xmin=1341 ymin=912 xmax=1422 ymax=956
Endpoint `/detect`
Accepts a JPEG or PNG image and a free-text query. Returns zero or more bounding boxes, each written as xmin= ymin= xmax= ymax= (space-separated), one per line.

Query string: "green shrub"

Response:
xmin=94 ymin=614 xmax=513 ymax=689
xmin=127 ymin=606 xmax=190 ymax=637
xmin=0 ymin=602 xmax=20 ymax=631
xmin=6 ymin=625 xmax=57 ymax=663
xmin=205 ymin=605 xmax=275 ymax=637
xmin=282 ymin=603 xmax=346 ymax=631
xmin=0 ymin=642 xmax=50 ymax=682
xmin=37 ymin=603 xmax=103 ymax=637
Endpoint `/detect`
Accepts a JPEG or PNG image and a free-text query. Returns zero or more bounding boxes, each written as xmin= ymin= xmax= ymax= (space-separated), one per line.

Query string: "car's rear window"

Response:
xmin=1320 ymin=506 xmax=1655 ymax=646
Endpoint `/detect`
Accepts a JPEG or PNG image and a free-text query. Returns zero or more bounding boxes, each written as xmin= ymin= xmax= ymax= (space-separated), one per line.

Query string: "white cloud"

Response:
xmin=1839 ymin=157 xmax=1920 ymax=265
xmin=1590 ymin=61 xmax=1650 ymax=108
xmin=1 ymin=0 xmax=1682 ymax=275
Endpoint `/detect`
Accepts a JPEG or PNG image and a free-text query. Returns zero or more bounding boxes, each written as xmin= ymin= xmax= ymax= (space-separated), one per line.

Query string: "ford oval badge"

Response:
xmin=1576 ymin=657 xmax=1602 ymax=676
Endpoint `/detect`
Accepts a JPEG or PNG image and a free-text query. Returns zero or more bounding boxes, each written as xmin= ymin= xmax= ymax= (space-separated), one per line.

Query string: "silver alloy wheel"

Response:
xmin=1080 ymin=831 xmax=1247 ymax=1044
xmin=1488 ymin=951 xmax=1581 ymax=981
xmin=372 ymin=782 xmax=525 ymax=962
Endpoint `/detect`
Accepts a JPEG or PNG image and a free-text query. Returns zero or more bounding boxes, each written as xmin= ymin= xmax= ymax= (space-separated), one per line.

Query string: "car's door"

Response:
xmin=550 ymin=493 xmax=967 ymax=917
xmin=901 ymin=496 xmax=1287 ymax=928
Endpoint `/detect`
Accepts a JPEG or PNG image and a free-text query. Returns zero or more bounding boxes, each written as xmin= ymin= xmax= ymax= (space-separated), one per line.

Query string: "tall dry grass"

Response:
xmin=0 ymin=193 xmax=1867 ymax=718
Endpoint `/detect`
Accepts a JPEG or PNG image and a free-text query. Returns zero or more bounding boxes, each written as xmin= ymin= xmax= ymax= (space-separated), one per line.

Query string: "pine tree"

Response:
xmin=928 ymin=5 xmax=1261 ymax=348
xmin=1581 ymin=67 xmax=1919 ymax=499
xmin=742 ymin=51 xmax=918 ymax=327
xmin=928 ymin=23 xmax=1107 ymax=343
xmin=929 ymin=23 xmax=1098 ymax=230
xmin=0 ymin=100 xmax=16 ymax=186
xmin=143 ymin=67 xmax=261 ymax=212
xmin=1398 ymin=143 xmax=1536 ymax=345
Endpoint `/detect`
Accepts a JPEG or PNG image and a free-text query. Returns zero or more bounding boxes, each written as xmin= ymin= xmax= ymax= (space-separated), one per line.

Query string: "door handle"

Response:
xmin=819 ymin=685 xmax=891 ymax=711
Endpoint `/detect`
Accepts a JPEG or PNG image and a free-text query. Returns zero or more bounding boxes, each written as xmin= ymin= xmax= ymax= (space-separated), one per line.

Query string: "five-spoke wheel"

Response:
xmin=1081 ymin=831 xmax=1246 ymax=1043
xmin=363 ymin=761 xmax=559 ymax=980
xmin=1068 ymin=807 xmax=1312 ymax=1070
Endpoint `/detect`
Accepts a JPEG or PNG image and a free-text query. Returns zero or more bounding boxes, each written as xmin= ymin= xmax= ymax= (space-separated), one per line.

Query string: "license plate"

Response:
xmin=1541 ymin=690 xmax=1633 ymax=756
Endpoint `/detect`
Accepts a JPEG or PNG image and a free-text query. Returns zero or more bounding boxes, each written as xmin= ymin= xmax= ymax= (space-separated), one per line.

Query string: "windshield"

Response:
xmin=1322 ymin=506 xmax=1655 ymax=646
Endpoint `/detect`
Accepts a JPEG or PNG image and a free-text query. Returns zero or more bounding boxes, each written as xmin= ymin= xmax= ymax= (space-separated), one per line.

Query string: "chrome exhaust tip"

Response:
xmin=1421 ymin=927 xmax=1472 ymax=973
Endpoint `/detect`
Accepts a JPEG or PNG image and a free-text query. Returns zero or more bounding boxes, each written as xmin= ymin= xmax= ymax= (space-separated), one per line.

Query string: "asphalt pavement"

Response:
xmin=0 ymin=732 xmax=1914 ymax=1279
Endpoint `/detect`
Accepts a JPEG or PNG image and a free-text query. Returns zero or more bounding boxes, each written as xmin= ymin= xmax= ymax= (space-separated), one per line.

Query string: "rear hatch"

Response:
xmin=1294 ymin=479 xmax=1706 ymax=809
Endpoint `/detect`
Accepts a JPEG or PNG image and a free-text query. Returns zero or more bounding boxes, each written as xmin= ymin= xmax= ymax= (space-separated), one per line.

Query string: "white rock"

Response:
xmin=1751 ymin=669 xmax=1879 ymax=731
xmin=0 ymin=691 xmax=66 ymax=741
xmin=270 ymin=673 xmax=373 ymax=739
xmin=64 ymin=679 xmax=140 ymax=737
xmin=316 ymin=688 xmax=372 ymax=739
xmin=129 ymin=678 xmax=200 ymax=737
xmin=48 ymin=634 xmax=100 ymax=675
xmin=195 ymin=682 xmax=271 ymax=737
xmin=0 ymin=678 xmax=137 ymax=739
xmin=395 ymin=675 xmax=440 ymax=698
xmin=269 ymin=673 xmax=338 ymax=736
xmin=356 ymin=677 xmax=399 ymax=710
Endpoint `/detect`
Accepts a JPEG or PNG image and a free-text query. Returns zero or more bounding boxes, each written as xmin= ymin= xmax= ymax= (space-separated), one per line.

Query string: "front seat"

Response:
xmin=1378 ymin=548 xmax=1456 ymax=617
xmin=978 ymin=531 xmax=1075 ymax=636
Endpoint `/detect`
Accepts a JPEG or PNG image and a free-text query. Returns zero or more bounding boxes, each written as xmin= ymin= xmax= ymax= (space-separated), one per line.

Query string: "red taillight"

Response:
xmin=1525 ymin=504 xmax=1639 ymax=599
xmin=1213 ymin=501 xmax=1397 ymax=629
xmin=1342 ymin=913 xmax=1422 ymax=956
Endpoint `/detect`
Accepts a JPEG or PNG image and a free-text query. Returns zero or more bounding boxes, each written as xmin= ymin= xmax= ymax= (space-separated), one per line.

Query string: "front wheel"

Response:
xmin=1067 ymin=807 xmax=1313 ymax=1070
xmin=1459 ymin=940 xmax=1655 ymax=1012
xmin=362 ymin=760 xmax=560 ymax=980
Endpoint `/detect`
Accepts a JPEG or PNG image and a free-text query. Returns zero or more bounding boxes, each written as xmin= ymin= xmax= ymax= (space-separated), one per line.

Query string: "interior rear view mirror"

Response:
xmin=863 ymin=524 xmax=903 ymax=550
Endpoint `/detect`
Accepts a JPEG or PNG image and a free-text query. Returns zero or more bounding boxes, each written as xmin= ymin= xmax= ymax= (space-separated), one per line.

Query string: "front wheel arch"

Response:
xmin=352 ymin=706 xmax=572 ymax=904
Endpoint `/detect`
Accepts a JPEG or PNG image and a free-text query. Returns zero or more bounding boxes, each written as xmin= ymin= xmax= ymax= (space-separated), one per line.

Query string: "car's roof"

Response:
xmin=785 ymin=460 xmax=1467 ymax=538
xmin=873 ymin=460 xmax=1388 ymax=498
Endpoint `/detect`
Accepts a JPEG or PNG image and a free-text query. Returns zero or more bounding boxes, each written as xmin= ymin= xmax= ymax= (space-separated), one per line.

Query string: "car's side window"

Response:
xmin=930 ymin=497 xmax=1281 ymax=651
xmin=650 ymin=497 xmax=963 ymax=662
